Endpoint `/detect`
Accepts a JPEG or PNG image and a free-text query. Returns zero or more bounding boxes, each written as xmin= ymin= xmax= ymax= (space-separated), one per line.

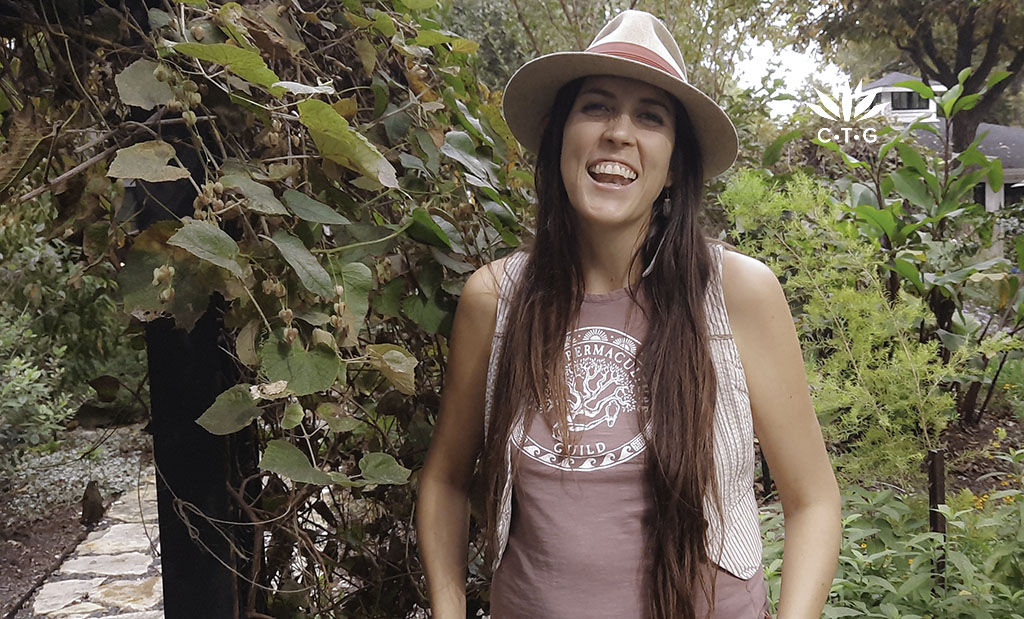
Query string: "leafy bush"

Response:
xmin=720 ymin=171 xmax=981 ymax=486
xmin=994 ymin=357 xmax=1024 ymax=421
xmin=763 ymin=469 xmax=1024 ymax=617
xmin=0 ymin=313 xmax=72 ymax=471
xmin=3 ymin=0 xmax=529 ymax=614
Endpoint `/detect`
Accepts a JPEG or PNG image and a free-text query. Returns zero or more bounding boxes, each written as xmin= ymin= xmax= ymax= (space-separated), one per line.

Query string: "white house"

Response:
xmin=864 ymin=71 xmax=948 ymax=126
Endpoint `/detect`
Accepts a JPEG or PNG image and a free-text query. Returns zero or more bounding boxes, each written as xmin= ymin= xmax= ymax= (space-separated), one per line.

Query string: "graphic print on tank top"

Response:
xmin=517 ymin=325 xmax=652 ymax=471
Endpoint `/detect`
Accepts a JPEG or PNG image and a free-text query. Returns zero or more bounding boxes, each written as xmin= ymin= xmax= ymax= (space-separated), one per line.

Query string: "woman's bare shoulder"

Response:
xmin=455 ymin=255 xmax=515 ymax=329
xmin=463 ymin=256 xmax=509 ymax=303
xmin=719 ymin=248 xmax=784 ymax=327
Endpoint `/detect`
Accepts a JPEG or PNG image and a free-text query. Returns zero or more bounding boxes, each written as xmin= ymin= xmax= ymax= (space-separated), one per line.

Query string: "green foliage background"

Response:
xmin=0 ymin=0 xmax=1022 ymax=616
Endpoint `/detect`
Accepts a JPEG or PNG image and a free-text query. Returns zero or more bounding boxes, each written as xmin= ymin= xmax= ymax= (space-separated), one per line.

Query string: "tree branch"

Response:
xmin=966 ymin=6 xmax=1006 ymax=93
xmin=917 ymin=18 xmax=953 ymax=83
xmin=556 ymin=0 xmax=585 ymax=49
xmin=509 ymin=0 xmax=541 ymax=56
xmin=953 ymin=4 xmax=978 ymax=76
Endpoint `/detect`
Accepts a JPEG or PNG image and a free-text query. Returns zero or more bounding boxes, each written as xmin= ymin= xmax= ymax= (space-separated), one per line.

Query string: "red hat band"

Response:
xmin=586 ymin=42 xmax=683 ymax=81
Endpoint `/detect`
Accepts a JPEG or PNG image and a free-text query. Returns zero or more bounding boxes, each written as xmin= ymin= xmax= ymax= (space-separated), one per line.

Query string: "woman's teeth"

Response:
xmin=587 ymin=161 xmax=637 ymax=185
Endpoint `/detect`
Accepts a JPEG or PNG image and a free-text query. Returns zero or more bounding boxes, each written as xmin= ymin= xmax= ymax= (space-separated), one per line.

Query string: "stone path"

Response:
xmin=22 ymin=468 xmax=163 ymax=618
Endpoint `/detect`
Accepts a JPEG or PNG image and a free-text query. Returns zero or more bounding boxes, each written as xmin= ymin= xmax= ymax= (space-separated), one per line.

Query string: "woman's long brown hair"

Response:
xmin=480 ymin=77 xmax=723 ymax=619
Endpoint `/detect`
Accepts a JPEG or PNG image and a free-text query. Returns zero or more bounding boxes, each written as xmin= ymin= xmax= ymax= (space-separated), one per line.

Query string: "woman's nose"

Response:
xmin=602 ymin=113 xmax=635 ymax=146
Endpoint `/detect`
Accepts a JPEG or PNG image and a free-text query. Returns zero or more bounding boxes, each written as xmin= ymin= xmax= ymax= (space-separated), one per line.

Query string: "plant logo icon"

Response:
xmin=808 ymin=81 xmax=887 ymax=122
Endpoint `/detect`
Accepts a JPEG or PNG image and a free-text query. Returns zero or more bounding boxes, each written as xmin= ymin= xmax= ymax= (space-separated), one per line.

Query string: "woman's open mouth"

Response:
xmin=587 ymin=161 xmax=637 ymax=187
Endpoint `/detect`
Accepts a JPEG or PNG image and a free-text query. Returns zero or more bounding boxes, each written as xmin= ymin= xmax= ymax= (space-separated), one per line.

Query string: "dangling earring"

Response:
xmin=642 ymin=190 xmax=671 ymax=278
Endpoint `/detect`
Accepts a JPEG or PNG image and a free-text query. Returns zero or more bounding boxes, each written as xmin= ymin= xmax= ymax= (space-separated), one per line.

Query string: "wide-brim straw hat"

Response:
xmin=502 ymin=10 xmax=738 ymax=180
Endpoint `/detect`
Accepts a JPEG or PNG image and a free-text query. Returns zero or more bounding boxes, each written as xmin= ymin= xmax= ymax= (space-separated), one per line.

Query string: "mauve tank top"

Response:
xmin=485 ymin=242 xmax=769 ymax=618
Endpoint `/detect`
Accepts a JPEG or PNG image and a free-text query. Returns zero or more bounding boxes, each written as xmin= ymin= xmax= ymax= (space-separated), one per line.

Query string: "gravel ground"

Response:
xmin=1 ymin=426 xmax=152 ymax=531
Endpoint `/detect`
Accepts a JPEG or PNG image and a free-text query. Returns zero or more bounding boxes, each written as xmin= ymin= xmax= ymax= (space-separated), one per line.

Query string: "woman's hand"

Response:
xmin=722 ymin=250 xmax=842 ymax=619
xmin=416 ymin=259 xmax=503 ymax=618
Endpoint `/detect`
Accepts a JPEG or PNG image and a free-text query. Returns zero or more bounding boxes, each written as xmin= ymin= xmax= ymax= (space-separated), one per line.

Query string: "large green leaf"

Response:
xmin=282 ymin=189 xmax=350 ymax=225
xmin=221 ymin=174 xmax=288 ymax=215
xmin=761 ymin=129 xmax=801 ymax=167
xmin=374 ymin=279 xmax=404 ymax=317
xmin=894 ymin=143 xmax=929 ymax=175
xmin=359 ymin=452 xmax=410 ymax=485
xmin=890 ymin=168 xmax=933 ymax=209
xmin=265 ymin=230 xmax=333 ymax=298
xmin=167 ymin=219 xmax=244 ymax=278
xmin=118 ymin=221 xmax=239 ymax=331
xmin=196 ymin=384 xmax=262 ymax=435
xmin=108 ymin=141 xmax=190 ymax=182
xmin=853 ymin=205 xmax=897 ymax=242
xmin=172 ymin=42 xmax=283 ymax=93
xmin=414 ymin=29 xmax=449 ymax=46
xmin=407 ymin=207 xmax=453 ymax=249
xmin=260 ymin=439 xmax=334 ymax=485
xmin=261 ymin=333 xmax=340 ymax=396
xmin=402 ymin=293 xmax=446 ymax=334
xmin=365 ymin=343 xmax=417 ymax=395
xmin=988 ymin=158 xmax=1004 ymax=191
xmin=114 ymin=59 xmax=174 ymax=110
xmin=334 ymin=261 xmax=372 ymax=330
xmin=440 ymin=130 xmax=497 ymax=183
xmin=297 ymin=99 xmax=398 ymax=188
xmin=892 ymin=80 xmax=934 ymax=100
xmin=282 ymin=402 xmax=304 ymax=429
xmin=890 ymin=258 xmax=925 ymax=294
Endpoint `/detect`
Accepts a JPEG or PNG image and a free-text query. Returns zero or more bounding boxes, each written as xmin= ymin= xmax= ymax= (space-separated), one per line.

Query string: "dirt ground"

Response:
xmin=944 ymin=404 xmax=1023 ymax=496
xmin=0 ymin=504 xmax=85 ymax=618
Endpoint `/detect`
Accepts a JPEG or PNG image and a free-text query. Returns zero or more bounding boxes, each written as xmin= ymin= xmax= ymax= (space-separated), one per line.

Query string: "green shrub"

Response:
xmin=721 ymin=171 xmax=967 ymax=486
xmin=0 ymin=313 xmax=72 ymax=471
xmin=993 ymin=357 xmax=1024 ymax=421
xmin=763 ymin=474 xmax=1024 ymax=618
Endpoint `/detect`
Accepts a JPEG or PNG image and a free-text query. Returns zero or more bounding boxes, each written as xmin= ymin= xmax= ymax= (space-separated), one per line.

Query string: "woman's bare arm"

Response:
xmin=416 ymin=260 xmax=502 ymax=618
xmin=722 ymin=250 xmax=842 ymax=619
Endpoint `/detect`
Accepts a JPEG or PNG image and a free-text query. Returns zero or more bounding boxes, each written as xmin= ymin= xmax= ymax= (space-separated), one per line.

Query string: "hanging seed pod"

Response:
xmin=152 ymin=64 xmax=174 ymax=83
xmin=283 ymin=327 xmax=299 ymax=344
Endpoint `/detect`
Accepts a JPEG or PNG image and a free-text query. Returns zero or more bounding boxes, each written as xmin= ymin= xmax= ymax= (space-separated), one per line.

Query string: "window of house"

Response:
xmin=891 ymin=91 xmax=929 ymax=110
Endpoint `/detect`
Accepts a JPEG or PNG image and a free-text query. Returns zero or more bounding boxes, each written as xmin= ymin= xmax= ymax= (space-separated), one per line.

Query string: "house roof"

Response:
xmin=864 ymin=71 xmax=946 ymax=91
xmin=912 ymin=118 xmax=1024 ymax=170
xmin=977 ymin=123 xmax=1024 ymax=169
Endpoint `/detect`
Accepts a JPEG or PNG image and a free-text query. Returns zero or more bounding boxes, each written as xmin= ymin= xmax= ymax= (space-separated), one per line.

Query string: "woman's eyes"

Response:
xmin=580 ymin=103 xmax=664 ymax=125
xmin=639 ymin=112 xmax=664 ymax=125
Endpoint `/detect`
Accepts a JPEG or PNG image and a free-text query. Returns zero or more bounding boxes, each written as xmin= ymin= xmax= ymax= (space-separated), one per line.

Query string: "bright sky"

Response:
xmin=735 ymin=39 xmax=849 ymax=117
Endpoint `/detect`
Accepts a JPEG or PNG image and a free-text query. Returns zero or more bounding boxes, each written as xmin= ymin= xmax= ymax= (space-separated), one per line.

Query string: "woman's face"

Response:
xmin=560 ymin=75 xmax=676 ymax=235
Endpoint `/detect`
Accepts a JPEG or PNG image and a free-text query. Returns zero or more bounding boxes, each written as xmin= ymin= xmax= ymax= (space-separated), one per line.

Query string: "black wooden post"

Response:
xmin=146 ymin=310 xmax=245 ymax=617
xmin=130 ymin=128 xmax=256 ymax=617
xmin=928 ymin=448 xmax=946 ymax=590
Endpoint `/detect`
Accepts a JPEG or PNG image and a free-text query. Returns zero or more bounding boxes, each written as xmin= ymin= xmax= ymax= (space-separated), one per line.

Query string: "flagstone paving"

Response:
xmin=21 ymin=469 xmax=164 ymax=618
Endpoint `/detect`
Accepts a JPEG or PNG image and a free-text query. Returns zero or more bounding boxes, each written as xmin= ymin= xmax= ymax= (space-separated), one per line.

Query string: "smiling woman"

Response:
xmin=560 ymin=76 xmax=677 ymax=270
xmin=416 ymin=9 xmax=841 ymax=619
